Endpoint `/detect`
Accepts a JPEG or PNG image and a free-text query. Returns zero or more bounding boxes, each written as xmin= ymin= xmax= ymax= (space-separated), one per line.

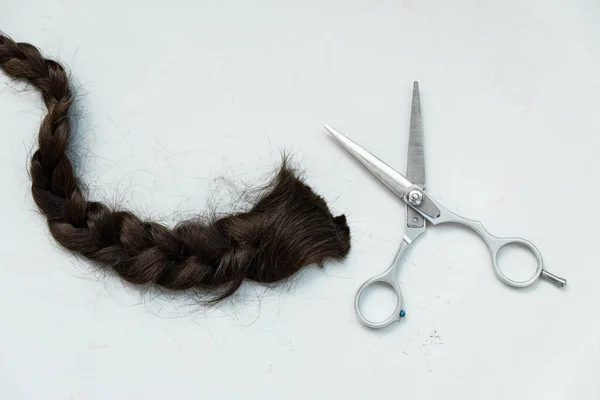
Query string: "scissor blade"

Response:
xmin=324 ymin=124 xmax=413 ymax=200
xmin=406 ymin=82 xmax=426 ymax=229
xmin=407 ymin=81 xmax=425 ymax=189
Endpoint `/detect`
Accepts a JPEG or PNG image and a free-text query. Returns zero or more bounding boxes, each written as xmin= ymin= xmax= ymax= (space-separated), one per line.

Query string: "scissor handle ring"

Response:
xmin=354 ymin=272 xmax=404 ymax=329
xmin=426 ymin=197 xmax=566 ymax=288
xmin=489 ymin=237 xmax=543 ymax=288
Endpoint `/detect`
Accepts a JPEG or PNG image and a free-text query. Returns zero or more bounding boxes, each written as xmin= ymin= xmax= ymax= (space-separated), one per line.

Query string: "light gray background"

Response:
xmin=1 ymin=1 xmax=599 ymax=399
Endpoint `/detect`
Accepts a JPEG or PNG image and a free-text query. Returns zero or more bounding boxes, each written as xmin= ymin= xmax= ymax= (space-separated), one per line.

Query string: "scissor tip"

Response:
xmin=323 ymin=124 xmax=337 ymax=136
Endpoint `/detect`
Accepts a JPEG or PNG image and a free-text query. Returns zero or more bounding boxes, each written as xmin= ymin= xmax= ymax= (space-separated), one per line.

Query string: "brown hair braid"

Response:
xmin=0 ymin=33 xmax=351 ymax=302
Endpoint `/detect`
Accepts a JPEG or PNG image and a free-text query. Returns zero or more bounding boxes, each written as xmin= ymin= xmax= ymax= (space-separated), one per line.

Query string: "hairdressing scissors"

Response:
xmin=325 ymin=82 xmax=566 ymax=329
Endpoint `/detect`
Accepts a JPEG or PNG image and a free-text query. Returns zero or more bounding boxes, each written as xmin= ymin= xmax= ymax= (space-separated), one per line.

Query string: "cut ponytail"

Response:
xmin=0 ymin=33 xmax=351 ymax=302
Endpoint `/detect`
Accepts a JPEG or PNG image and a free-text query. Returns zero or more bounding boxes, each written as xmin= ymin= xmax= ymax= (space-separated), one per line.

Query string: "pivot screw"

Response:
xmin=407 ymin=189 xmax=423 ymax=206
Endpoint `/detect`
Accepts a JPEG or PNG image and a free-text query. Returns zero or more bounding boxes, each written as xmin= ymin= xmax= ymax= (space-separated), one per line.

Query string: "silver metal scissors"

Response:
xmin=325 ymin=82 xmax=566 ymax=329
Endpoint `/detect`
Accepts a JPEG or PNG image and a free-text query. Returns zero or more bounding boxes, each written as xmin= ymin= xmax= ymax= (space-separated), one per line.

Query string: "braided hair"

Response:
xmin=0 ymin=33 xmax=351 ymax=302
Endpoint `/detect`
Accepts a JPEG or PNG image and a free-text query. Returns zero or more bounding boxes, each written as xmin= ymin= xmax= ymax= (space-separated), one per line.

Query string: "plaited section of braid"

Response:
xmin=1 ymin=33 xmax=351 ymax=301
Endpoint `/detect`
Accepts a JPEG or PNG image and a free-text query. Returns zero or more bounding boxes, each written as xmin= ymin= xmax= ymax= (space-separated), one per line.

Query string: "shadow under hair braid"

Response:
xmin=0 ymin=33 xmax=351 ymax=302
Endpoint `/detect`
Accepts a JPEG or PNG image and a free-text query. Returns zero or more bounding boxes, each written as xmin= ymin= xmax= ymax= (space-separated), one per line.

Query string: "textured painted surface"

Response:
xmin=1 ymin=0 xmax=598 ymax=399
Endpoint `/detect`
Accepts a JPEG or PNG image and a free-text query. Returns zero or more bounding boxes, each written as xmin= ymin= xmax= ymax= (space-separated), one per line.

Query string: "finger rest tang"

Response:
xmin=541 ymin=270 xmax=567 ymax=287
